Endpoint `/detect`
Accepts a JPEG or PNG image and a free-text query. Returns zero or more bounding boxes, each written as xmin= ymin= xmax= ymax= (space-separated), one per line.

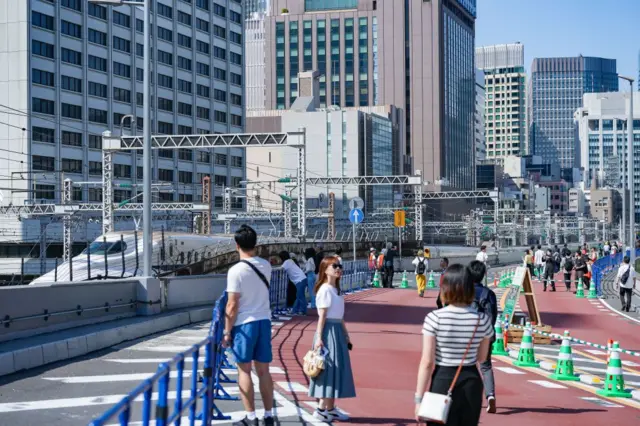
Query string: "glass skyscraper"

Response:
xmin=529 ymin=56 xmax=618 ymax=176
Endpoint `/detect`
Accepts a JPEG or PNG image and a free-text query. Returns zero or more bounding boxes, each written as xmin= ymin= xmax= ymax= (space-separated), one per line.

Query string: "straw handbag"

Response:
xmin=303 ymin=347 xmax=328 ymax=378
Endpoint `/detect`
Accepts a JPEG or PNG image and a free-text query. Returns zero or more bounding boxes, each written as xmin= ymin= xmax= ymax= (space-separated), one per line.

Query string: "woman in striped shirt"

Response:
xmin=414 ymin=264 xmax=494 ymax=425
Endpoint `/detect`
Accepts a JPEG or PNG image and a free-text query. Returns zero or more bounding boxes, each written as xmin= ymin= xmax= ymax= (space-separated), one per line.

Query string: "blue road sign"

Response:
xmin=349 ymin=208 xmax=364 ymax=224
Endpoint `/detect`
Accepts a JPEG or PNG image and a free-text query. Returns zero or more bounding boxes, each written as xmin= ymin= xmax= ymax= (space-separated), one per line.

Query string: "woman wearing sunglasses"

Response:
xmin=309 ymin=256 xmax=356 ymax=422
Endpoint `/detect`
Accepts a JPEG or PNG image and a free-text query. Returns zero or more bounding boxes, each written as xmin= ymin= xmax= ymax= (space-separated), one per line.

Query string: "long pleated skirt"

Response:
xmin=308 ymin=319 xmax=356 ymax=399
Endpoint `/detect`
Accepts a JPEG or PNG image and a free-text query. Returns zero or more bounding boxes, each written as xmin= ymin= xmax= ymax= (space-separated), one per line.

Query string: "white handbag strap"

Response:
xmin=447 ymin=316 xmax=481 ymax=396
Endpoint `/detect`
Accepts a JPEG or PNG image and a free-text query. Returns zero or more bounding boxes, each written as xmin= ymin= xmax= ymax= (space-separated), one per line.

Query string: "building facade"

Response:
xmin=475 ymin=43 xmax=526 ymax=163
xmin=246 ymin=11 xmax=267 ymax=111
xmin=262 ymin=0 xmax=477 ymax=189
xmin=474 ymin=69 xmax=486 ymax=171
xmin=0 ymin=0 xmax=246 ymax=241
xmin=590 ymin=189 xmax=621 ymax=224
xmin=575 ymin=92 xmax=640 ymax=220
xmin=529 ymin=56 xmax=618 ymax=177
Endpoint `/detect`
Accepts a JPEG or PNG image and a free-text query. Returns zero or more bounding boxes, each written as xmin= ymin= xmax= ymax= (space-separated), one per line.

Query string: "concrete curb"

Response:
xmin=0 ymin=307 xmax=212 ymax=378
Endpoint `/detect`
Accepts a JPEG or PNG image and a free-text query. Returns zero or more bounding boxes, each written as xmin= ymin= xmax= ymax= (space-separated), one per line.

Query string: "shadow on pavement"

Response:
xmin=345 ymin=417 xmax=417 ymax=425
xmin=497 ymin=406 xmax=607 ymax=416
xmin=344 ymin=301 xmax=435 ymax=326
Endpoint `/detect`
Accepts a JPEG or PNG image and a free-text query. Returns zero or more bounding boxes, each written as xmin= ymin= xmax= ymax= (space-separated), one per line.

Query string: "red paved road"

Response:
xmin=271 ymin=287 xmax=640 ymax=425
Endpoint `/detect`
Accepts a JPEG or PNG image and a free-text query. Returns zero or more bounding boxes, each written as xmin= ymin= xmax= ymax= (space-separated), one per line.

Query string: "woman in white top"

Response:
xmin=279 ymin=251 xmax=309 ymax=315
xmin=414 ymin=263 xmax=493 ymax=425
xmin=309 ymin=256 xmax=356 ymax=422
xmin=304 ymin=248 xmax=317 ymax=309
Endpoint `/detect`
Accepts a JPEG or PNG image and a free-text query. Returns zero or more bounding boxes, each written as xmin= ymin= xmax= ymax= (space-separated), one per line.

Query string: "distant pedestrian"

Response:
xmin=574 ymin=250 xmax=588 ymax=289
xmin=382 ymin=245 xmax=397 ymax=288
xmin=475 ymin=245 xmax=489 ymax=285
xmin=562 ymin=244 xmax=571 ymax=257
xmin=279 ymin=251 xmax=308 ymax=315
xmin=617 ymin=256 xmax=636 ymax=312
xmin=304 ymin=248 xmax=317 ymax=309
xmin=524 ymin=249 xmax=535 ymax=279
xmin=543 ymin=249 xmax=556 ymax=292
xmin=223 ymin=225 xmax=275 ymax=426
xmin=561 ymin=253 xmax=574 ymax=291
xmin=368 ymin=248 xmax=377 ymax=282
xmin=534 ymin=245 xmax=545 ymax=279
xmin=436 ymin=257 xmax=449 ymax=309
xmin=413 ymin=250 xmax=428 ymax=297
xmin=604 ymin=241 xmax=611 ymax=256
xmin=334 ymin=247 xmax=343 ymax=265
xmin=310 ymin=256 xmax=355 ymax=422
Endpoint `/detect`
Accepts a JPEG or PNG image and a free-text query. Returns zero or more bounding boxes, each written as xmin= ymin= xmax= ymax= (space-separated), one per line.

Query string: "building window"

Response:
xmin=214 ymin=89 xmax=227 ymax=102
xmin=178 ymin=79 xmax=192 ymax=93
xmin=61 ymin=20 xmax=82 ymax=39
xmin=32 ymin=40 xmax=55 ymax=59
xmin=113 ymin=36 xmax=131 ymax=53
xmin=178 ymin=125 xmax=193 ymax=134
xmin=61 ymin=0 xmax=82 ymax=12
xmin=88 ymin=108 xmax=107 ymax=124
xmin=89 ymin=135 xmax=102 ymax=149
xmin=89 ymin=161 xmax=102 ymax=175
xmin=157 ymin=2 xmax=173 ymax=19
xmin=230 ymin=93 xmax=242 ymax=106
xmin=158 ymin=121 xmax=173 ymax=134
xmin=214 ymin=24 xmax=226 ymax=39
xmin=178 ymin=11 xmax=192 ymax=26
xmin=215 ymin=153 xmax=227 ymax=166
xmin=197 ymin=106 xmax=210 ymax=120
xmin=113 ymin=189 xmax=132 ymax=202
xmin=214 ymin=110 xmax=227 ymax=123
xmin=158 ymin=97 xmax=173 ymax=112
xmin=196 ymin=40 xmax=210 ymax=55
xmin=61 ymin=75 xmax=82 ymax=93
xmin=113 ymin=61 xmax=131 ymax=78
xmin=178 ymin=33 xmax=192 ymax=49
xmin=61 ymin=47 xmax=82 ymax=66
xmin=230 ymin=31 xmax=242 ymax=45
xmin=158 ymin=73 xmax=173 ymax=89
xmin=197 ymin=18 xmax=210 ymax=33
xmin=157 ymin=26 xmax=173 ymax=42
xmin=62 ymin=131 xmax=82 ymax=147
xmin=32 ymin=155 xmax=55 ymax=171
xmin=88 ymin=81 xmax=108 ymax=98
xmin=61 ymin=158 xmax=83 ymax=173
xmin=196 ymin=0 xmax=210 ymax=11
xmin=178 ymin=102 xmax=192 ymax=116
xmin=114 ymin=164 xmax=132 ymax=178
xmin=197 ymin=151 xmax=210 ymax=163
xmin=214 ymin=46 xmax=226 ymax=60
xmin=196 ymin=62 xmax=210 ymax=76
xmin=88 ymin=55 xmax=107 ymax=72
xmin=33 ymin=126 xmax=55 ymax=143
xmin=179 ymin=170 xmax=193 ymax=184
xmin=32 ymin=69 xmax=55 ymax=87
xmin=159 ymin=149 xmax=173 ymax=159
xmin=112 ymin=10 xmax=130 ymax=28
xmin=230 ymin=10 xmax=241 ymax=24
xmin=214 ymin=175 xmax=227 ymax=187
xmin=113 ymin=87 xmax=132 ymax=103
xmin=213 ymin=3 xmax=226 ymax=17
xmin=32 ymin=11 xmax=55 ymax=31
xmin=88 ymin=3 xmax=107 ymax=20
xmin=231 ymin=114 xmax=242 ymax=127
xmin=230 ymin=72 xmax=242 ymax=86
xmin=230 ymin=52 xmax=242 ymax=65
xmin=35 ymin=184 xmax=55 ymax=200
xmin=231 ymin=155 xmax=243 ymax=168
xmin=197 ymin=84 xmax=210 ymax=97
xmin=178 ymin=56 xmax=192 ymax=71
xmin=32 ymin=98 xmax=55 ymax=115
xmin=214 ymin=67 xmax=226 ymax=81
xmin=89 ymin=188 xmax=102 ymax=202
xmin=159 ymin=169 xmax=174 ymax=182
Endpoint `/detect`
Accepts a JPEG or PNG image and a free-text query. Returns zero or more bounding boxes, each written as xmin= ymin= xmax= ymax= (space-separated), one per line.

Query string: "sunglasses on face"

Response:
xmin=331 ymin=263 xmax=344 ymax=270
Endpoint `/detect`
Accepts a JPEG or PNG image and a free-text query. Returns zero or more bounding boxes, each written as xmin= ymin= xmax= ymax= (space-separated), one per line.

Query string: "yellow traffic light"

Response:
xmin=424 ymin=248 xmax=431 ymax=259
xmin=394 ymin=210 xmax=406 ymax=227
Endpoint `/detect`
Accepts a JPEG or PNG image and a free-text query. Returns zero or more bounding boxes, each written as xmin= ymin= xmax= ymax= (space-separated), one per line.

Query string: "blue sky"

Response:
xmin=476 ymin=0 xmax=640 ymax=87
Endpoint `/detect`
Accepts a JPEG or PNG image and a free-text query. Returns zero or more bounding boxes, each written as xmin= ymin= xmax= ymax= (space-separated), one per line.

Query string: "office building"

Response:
xmin=246 ymin=0 xmax=269 ymax=16
xmin=590 ymin=189 xmax=621 ymax=224
xmin=0 ymin=0 xmax=246 ymax=240
xmin=474 ymin=69 xmax=486 ymax=168
xmin=475 ymin=43 xmax=527 ymax=163
xmin=568 ymin=188 xmax=586 ymax=215
xmin=529 ymin=56 xmax=618 ymax=177
xmin=575 ymin=92 xmax=640 ymax=220
xmin=262 ymin=0 xmax=477 ymax=189
xmin=246 ymin=9 xmax=267 ymax=111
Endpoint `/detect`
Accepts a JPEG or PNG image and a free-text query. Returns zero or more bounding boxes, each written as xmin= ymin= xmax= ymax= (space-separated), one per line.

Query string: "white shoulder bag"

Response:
xmin=418 ymin=316 xmax=481 ymax=424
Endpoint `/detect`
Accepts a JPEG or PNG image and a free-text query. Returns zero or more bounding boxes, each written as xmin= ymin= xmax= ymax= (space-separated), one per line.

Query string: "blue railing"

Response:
xmin=89 ymin=259 xmax=372 ymax=426
xmin=592 ymin=249 xmax=640 ymax=296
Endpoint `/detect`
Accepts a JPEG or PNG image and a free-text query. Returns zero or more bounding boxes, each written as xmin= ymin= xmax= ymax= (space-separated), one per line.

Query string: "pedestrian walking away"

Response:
xmin=543 ymin=249 xmax=556 ymax=292
xmin=436 ymin=258 xmax=449 ymax=309
xmin=475 ymin=245 xmax=489 ymax=285
xmin=524 ymin=249 xmax=535 ymax=279
xmin=279 ymin=251 xmax=309 ymax=315
xmin=223 ymin=225 xmax=275 ymax=426
xmin=534 ymin=245 xmax=545 ymax=280
xmin=310 ymin=256 xmax=356 ymax=422
xmin=467 ymin=261 xmax=499 ymax=414
xmin=413 ymin=250 xmax=429 ymax=297
xmin=383 ymin=245 xmax=397 ymax=288
xmin=574 ymin=250 xmax=588 ymax=290
xmin=617 ymin=255 xmax=636 ymax=312
xmin=561 ymin=253 xmax=574 ymax=291
xmin=304 ymin=248 xmax=317 ymax=309
xmin=414 ymin=264 xmax=493 ymax=426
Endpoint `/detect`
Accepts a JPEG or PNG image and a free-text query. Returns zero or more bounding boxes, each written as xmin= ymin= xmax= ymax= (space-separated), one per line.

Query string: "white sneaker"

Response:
xmin=486 ymin=396 xmax=496 ymax=414
xmin=313 ymin=409 xmax=331 ymax=421
xmin=327 ymin=408 xmax=349 ymax=421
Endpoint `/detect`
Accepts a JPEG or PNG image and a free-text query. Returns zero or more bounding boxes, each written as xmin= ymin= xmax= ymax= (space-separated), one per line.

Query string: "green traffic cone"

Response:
xmin=587 ymin=280 xmax=597 ymax=299
xmin=427 ymin=271 xmax=436 ymax=288
xmin=575 ymin=278 xmax=585 ymax=298
xmin=372 ymin=271 xmax=381 ymax=288
xmin=400 ymin=270 xmax=409 ymax=289
xmin=499 ymin=272 xmax=508 ymax=288
xmin=492 ymin=322 xmax=509 ymax=356
xmin=597 ymin=342 xmax=632 ymax=398
xmin=549 ymin=330 xmax=580 ymax=381
xmin=513 ymin=322 xmax=540 ymax=368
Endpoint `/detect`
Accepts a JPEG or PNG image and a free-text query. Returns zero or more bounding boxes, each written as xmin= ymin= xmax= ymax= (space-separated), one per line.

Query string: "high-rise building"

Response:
xmin=474 ymin=69 xmax=486 ymax=170
xmin=260 ymin=0 xmax=477 ymax=189
xmin=475 ymin=43 xmax=526 ymax=164
xmin=529 ymin=56 xmax=618 ymax=177
xmin=0 ymin=0 xmax=246 ymax=239
xmin=246 ymin=0 xmax=269 ymax=16
xmin=575 ymin=92 xmax=640 ymax=220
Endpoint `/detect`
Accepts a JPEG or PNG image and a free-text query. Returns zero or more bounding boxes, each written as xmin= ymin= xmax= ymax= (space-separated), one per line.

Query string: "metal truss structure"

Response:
xmin=305 ymin=175 xmax=421 ymax=186
xmin=201 ymin=176 xmax=211 ymax=235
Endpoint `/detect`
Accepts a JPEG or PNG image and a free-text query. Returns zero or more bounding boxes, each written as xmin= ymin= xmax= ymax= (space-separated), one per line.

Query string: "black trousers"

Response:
xmin=382 ymin=266 xmax=394 ymax=288
xmin=620 ymin=287 xmax=633 ymax=311
xmin=563 ymin=272 xmax=572 ymax=290
xmin=544 ymin=267 xmax=555 ymax=289
xmin=286 ymin=281 xmax=297 ymax=308
xmin=427 ymin=366 xmax=483 ymax=426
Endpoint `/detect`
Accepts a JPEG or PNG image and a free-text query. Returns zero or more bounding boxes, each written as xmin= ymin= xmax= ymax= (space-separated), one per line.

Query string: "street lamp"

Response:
xmin=619 ymin=75 xmax=635 ymax=264
xmin=89 ymin=0 xmax=152 ymax=276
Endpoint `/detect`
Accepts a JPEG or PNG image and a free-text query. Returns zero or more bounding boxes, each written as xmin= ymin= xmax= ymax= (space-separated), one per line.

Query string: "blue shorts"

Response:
xmin=231 ymin=319 xmax=272 ymax=364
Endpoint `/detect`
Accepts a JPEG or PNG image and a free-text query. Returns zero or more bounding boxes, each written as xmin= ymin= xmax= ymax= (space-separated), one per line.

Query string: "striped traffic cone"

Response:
xmin=597 ymin=341 xmax=632 ymax=398
xmin=372 ymin=271 xmax=381 ymax=288
xmin=499 ymin=272 xmax=508 ymax=288
xmin=400 ymin=271 xmax=409 ymax=289
xmin=550 ymin=330 xmax=579 ymax=381
xmin=513 ymin=322 xmax=540 ymax=367
xmin=575 ymin=278 xmax=585 ymax=298
xmin=587 ymin=280 xmax=598 ymax=299
xmin=492 ymin=322 xmax=509 ymax=356
xmin=427 ymin=272 xmax=436 ymax=289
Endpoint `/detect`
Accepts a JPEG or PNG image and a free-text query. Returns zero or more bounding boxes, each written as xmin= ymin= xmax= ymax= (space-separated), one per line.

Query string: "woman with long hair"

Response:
xmin=279 ymin=251 xmax=308 ymax=315
xmin=415 ymin=264 xmax=493 ymax=425
xmin=309 ymin=256 xmax=356 ymax=422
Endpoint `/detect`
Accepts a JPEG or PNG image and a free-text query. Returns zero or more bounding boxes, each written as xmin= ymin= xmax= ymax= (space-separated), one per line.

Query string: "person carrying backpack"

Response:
xmin=617 ymin=256 xmax=636 ymax=312
xmin=382 ymin=245 xmax=397 ymax=288
xmin=543 ymin=249 xmax=557 ymax=292
xmin=561 ymin=253 xmax=574 ymax=291
xmin=574 ymin=250 xmax=588 ymax=289
xmin=467 ymin=260 xmax=498 ymax=414
xmin=412 ymin=250 xmax=428 ymax=297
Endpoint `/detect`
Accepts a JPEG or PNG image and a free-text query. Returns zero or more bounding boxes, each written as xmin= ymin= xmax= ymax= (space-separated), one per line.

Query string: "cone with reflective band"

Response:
xmin=400 ymin=271 xmax=409 ymax=289
xmin=550 ymin=330 xmax=579 ymax=381
xmin=597 ymin=342 xmax=632 ymax=398
xmin=427 ymin=272 xmax=436 ymax=289
xmin=587 ymin=279 xmax=597 ymax=299
xmin=575 ymin=278 xmax=585 ymax=298
xmin=513 ymin=322 xmax=540 ymax=367
xmin=372 ymin=271 xmax=381 ymax=288
xmin=492 ymin=321 xmax=509 ymax=356
xmin=499 ymin=272 xmax=508 ymax=288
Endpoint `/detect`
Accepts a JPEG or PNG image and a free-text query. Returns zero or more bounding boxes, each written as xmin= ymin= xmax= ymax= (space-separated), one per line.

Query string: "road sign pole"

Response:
xmin=399 ymin=226 xmax=402 ymax=266
xmin=353 ymin=222 xmax=356 ymax=262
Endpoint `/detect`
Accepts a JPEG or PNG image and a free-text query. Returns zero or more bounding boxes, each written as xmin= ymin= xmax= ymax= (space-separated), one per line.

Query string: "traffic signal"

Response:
xmin=394 ymin=210 xmax=406 ymax=227
xmin=424 ymin=248 xmax=431 ymax=258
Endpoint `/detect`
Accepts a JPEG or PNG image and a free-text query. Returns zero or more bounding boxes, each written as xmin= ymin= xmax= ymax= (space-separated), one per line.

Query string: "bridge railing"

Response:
xmin=89 ymin=260 xmax=372 ymax=425
xmin=592 ymin=249 xmax=640 ymax=296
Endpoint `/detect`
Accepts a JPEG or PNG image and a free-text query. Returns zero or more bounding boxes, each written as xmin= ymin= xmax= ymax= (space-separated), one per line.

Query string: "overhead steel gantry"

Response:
xmin=102 ymin=130 xmax=307 ymax=236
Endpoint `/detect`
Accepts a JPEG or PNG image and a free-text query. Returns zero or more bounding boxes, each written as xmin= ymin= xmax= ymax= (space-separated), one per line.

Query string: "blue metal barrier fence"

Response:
xmin=89 ymin=259 xmax=371 ymax=425
xmin=592 ymin=249 xmax=640 ymax=296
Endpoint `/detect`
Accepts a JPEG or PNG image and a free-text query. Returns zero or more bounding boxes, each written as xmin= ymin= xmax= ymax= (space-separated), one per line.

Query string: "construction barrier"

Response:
xmin=89 ymin=260 xmax=372 ymax=425
xmin=591 ymin=249 xmax=640 ymax=297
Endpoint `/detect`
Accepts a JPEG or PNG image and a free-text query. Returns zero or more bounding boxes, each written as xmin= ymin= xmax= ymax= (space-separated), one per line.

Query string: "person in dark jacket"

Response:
xmin=436 ymin=257 xmax=449 ymax=309
xmin=314 ymin=246 xmax=325 ymax=274
xmin=467 ymin=260 xmax=498 ymax=414
xmin=383 ymin=245 xmax=397 ymax=288
xmin=543 ymin=249 xmax=556 ymax=292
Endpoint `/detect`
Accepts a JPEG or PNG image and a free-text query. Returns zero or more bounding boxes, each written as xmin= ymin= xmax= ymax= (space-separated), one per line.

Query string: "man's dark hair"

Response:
xmin=480 ymin=245 xmax=486 ymax=251
xmin=537 ymin=244 xmax=542 ymax=250
xmin=304 ymin=247 xmax=316 ymax=259
xmin=335 ymin=247 xmax=343 ymax=255
xmin=441 ymin=264 xmax=475 ymax=305
xmin=623 ymin=255 xmax=630 ymax=264
xmin=278 ymin=251 xmax=290 ymax=261
xmin=466 ymin=260 xmax=487 ymax=284
xmin=442 ymin=257 xmax=449 ymax=266
xmin=234 ymin=225 xmax=257 ymax=251
xmin=564 ymin=243 xmax=568 ymax=248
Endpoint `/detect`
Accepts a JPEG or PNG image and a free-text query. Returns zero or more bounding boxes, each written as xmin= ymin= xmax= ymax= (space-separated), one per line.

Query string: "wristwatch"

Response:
xmin=223 ymin=331 xmax=231 ymax=337
xmin=414 ymin=393 xmax=422 ymax=404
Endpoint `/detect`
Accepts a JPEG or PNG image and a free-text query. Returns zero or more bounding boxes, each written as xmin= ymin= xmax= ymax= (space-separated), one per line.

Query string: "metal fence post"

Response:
xmin=120 ymin=234 xmax=126 ymax=277
xmin=134 ymin=230 xmax=140 ymax=276
xmin=87 ymin=241 xmax=91 ymax=280
xmin=103 ymin=235 xmax=108 ymax=278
